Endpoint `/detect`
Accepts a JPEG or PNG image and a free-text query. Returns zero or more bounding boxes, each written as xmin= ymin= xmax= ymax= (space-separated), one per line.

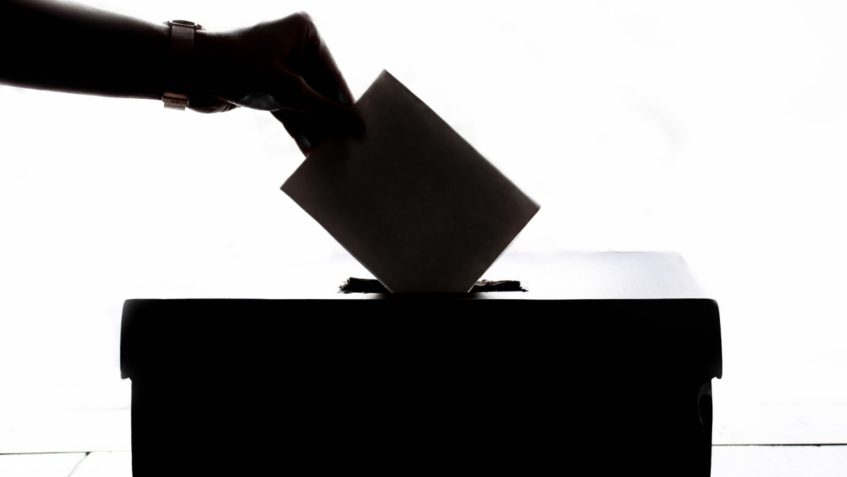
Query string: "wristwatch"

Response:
xmin=163 ymin=20 xmax=202 ymax=110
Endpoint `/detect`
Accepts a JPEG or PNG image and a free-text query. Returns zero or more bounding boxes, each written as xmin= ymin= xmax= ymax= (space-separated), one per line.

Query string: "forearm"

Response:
xmin=0 ymin=4 xmax=360 ymax=152
xmin=0 ymin=0 xmax=169 ymax=100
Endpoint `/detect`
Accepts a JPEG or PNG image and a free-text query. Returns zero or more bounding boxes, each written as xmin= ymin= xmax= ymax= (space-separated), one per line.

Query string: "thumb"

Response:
xmin=269 ymin=66 xmax=364 ymax=135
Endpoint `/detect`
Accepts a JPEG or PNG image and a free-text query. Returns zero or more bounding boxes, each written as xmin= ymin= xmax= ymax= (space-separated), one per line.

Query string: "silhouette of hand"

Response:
xmin=191 ymin=13 xmax=363 ymax=153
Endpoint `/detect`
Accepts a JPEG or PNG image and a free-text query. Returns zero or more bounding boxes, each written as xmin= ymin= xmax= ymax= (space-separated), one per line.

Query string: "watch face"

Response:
xmin=168 ymin=20 xmax=201 ymax=30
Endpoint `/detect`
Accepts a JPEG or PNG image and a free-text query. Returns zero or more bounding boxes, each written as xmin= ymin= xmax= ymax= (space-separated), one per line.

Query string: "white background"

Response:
xmin=2 ymin=0 xmax=847 ymax=448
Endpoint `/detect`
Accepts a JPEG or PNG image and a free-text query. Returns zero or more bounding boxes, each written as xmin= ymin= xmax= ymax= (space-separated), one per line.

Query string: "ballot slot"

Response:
xmin=338 ymin=277 xmax=526 ymax=294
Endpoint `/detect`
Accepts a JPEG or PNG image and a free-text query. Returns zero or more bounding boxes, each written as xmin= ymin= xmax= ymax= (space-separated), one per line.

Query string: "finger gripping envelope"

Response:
xmin=282 ymin=70 xmax=540 ymax=293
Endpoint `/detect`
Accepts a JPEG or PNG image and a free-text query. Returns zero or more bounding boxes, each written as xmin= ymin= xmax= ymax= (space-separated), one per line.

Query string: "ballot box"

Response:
xmin=120 ymin=252 xmax=721 ymax=476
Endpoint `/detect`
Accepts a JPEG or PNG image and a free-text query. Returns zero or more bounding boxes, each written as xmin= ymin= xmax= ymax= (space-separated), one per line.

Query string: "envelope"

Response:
xmin=282 ymin=71 xmax=539 ymax=293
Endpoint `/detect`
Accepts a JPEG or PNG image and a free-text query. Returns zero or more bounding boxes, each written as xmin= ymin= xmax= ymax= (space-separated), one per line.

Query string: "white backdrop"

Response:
xmin=2 ymin=0 xmax=847 ymax=447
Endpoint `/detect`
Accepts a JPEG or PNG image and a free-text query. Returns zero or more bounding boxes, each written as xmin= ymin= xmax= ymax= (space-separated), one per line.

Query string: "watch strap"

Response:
xmin=163 ymin=20 xmax=202 ymax=110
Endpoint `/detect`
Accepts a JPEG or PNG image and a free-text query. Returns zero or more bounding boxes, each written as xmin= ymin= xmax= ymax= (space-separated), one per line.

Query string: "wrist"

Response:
xmin=191 ymin=29 xmax=239 ymax=101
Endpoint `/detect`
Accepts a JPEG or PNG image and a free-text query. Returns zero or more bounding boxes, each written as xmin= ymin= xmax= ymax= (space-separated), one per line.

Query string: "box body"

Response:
xmin=122 ymin=293 xmax=721 ymax=475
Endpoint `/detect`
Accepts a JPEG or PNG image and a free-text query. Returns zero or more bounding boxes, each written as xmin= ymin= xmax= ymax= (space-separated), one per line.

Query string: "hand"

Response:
xmin=191 ymin=13 xmax=363 ymax=154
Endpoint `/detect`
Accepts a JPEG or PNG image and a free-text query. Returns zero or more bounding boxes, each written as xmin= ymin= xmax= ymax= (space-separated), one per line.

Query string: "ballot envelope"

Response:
xmin=282 ymin=70 xmax=540 ymax=293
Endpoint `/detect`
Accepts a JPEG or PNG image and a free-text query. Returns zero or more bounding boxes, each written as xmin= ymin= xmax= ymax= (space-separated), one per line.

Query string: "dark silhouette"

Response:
xmin=121 ymin=253 xmax=722 ymax=477
xmin=122 ymin=298 xmax=720 ymax=476
xmin=0 ymin=0 xmax=363 ymax=153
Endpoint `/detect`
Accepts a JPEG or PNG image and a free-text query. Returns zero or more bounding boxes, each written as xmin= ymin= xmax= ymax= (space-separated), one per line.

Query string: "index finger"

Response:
xmin=294 ymin=15 xmax=356 ymax=107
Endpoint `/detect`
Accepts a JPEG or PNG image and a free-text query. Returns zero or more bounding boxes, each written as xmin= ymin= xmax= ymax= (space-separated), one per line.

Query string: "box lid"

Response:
xmin=120 ymin=252 xmax=721 ymax=381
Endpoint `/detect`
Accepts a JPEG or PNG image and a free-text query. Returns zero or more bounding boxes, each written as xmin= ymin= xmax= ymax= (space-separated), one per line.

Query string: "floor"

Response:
xmin=2 ymin=446 xmax=847 ymax=476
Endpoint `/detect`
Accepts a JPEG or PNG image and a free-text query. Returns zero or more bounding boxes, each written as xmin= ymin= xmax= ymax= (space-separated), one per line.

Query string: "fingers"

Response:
xmin=242 ymin=12 xmax=364 ymax=154
xmin=268 ymin=66 xmax=364 ymax=153
xmin=287 ymin=13 xmax=356 ymax=107
xmin=271 ymin=109 xmax=317 ymax=154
